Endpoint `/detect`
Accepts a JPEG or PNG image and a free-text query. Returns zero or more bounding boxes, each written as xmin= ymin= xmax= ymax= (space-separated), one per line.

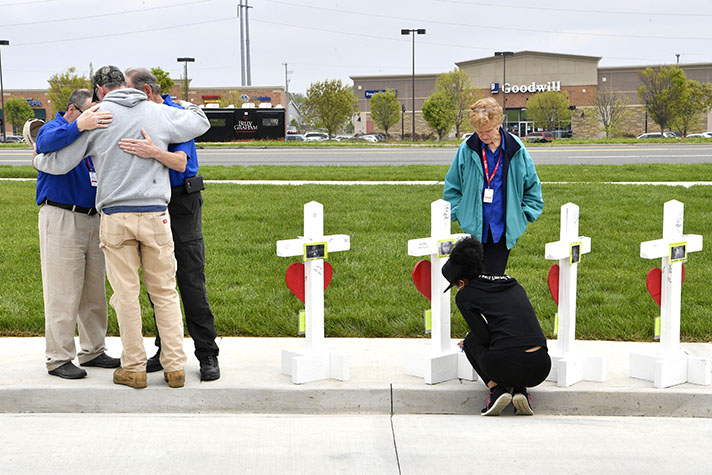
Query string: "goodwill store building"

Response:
xmin=351 ymin=51 xmax=712 ymax=139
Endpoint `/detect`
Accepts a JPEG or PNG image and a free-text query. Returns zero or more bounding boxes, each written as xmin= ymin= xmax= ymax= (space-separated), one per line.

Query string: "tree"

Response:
xmin=422 ymin=89 xmax=455 ymax=140
xmin=218 ymin=91 xmax=243 ymax=107
xmin=369 ymin=89 xmax=400 ymax=140
xmin=638 ymin=65 xmax=687 ymax=135
xmin=526 ymin=91 xmax=572 ymax=131
xmin=669 ymin=80 xmax=712 ymax=136
xmin=151 ymin=67 xmax=174 ymax=94
xmin=47 ymin=67 xmax=91 ymax=116
xmin=594 ymin=88 xmax=629 ymax=138
xmin=434 ymin=69 xmax=480 ymax=138
xmin=303 ymin=79 xmax=357 ymax=137
xmin=5 ymin=97 xmax=35 ymax=134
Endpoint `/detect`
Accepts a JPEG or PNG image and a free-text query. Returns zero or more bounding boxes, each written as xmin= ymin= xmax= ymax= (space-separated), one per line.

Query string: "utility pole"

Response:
xmin=282 ymin=62 xmax=290 ymax=97
xmin=245 ymin=0 xmax=252 ymax=85
xmin=238 ymin=1 xmax=245 ymax=86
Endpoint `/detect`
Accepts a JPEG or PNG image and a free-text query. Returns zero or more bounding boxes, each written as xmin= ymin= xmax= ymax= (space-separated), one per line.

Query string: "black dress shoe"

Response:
xmin=199 ymin=355 xmax=220 ymax=381
xmin=146 ymin=349 xmax=163 ymax=373
xmin=80 ymin=352 xmax=121 ymax=368
xmin=48 ymin=362 xmax=87 ymax=379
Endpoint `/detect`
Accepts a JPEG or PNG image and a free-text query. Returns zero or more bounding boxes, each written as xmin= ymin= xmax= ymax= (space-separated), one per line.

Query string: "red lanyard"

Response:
xmin=481 ymin=146 xmax=502 ymax=188
xmin=83 ymin=157 xmax=94 ymax=172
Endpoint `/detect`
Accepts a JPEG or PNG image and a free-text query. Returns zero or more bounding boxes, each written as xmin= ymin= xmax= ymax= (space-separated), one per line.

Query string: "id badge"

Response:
xmin=89 ymin=171 xmax=98 ymax=187
xmin=483 ymin=187 xmax=494 ymax=203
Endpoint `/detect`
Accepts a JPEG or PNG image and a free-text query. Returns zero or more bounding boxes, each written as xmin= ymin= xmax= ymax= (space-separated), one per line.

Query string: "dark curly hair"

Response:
xmin=448 ymin=236 xmax=484 ymax=281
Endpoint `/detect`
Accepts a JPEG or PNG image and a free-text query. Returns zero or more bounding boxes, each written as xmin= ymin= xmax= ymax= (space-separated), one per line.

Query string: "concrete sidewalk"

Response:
xmin=1 ymin=337 xmax=711 ymax=417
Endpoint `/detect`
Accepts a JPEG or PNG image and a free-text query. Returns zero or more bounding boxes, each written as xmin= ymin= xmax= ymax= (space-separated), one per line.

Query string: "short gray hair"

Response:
xmin=125 ymin=67 xmax=161 ymax=95
xmin=67 ymin=89 xmax=92 ymax=111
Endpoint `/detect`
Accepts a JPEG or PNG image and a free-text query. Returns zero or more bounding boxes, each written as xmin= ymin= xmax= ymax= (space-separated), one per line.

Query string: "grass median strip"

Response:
xmin=0 ymin=178 xmax=709 ymax=341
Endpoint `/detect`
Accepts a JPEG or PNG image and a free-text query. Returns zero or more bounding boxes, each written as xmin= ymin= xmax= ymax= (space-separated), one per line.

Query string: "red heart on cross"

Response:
xmin=412 ymin=259 xmax=432 ymax=301
xmin=646 ymin=265 xmax=685 ymax=307
xmin=547 ymin=264 xmax=560 ymax=305
xmin=285 ymin=261 xmax=333 ymax=303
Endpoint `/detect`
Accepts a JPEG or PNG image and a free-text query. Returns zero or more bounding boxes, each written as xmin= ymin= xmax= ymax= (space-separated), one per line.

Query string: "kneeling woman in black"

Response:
xmin=442 ymin=237 xmax=551 ymax=416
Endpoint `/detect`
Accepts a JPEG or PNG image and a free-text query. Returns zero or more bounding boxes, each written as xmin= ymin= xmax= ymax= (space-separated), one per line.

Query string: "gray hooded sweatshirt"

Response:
xmin=33 ymin=88 xmax=210 ymax=212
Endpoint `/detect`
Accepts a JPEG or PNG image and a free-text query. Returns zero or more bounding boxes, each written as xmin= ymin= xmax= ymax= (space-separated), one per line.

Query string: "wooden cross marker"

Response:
xmin=544 ymin=203 xmax=605 ymax=387
xmin=276 ymin=201 xmax=351 ymax=384
xmin=405 ymin=199 xmax=476 ymax=384
xmin=631 ymin=199 xmax=709 ymax=388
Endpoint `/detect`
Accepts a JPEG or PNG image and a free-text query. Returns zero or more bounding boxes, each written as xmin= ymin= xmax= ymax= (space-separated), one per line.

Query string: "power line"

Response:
xmin=12 ymin=17 xmax=233 ymax=47
xmin=0 ymin=0 xmax=56 ymax=7
xmin=0 ymin=0 xmax=210 ymax=27
xmin=434 ymin=0 xmax=712 ymax=18
xmin=259 ymin=0 xmax=712 ymax=41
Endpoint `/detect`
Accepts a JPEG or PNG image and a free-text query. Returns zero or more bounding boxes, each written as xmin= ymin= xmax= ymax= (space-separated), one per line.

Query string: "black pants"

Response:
xmin=463 ymin=332 xmax=550 ymax=388
xmin=153 ymin=189 xmax=219 ymax=360
xmin=482 ymin=230 xmax=510 ymax=275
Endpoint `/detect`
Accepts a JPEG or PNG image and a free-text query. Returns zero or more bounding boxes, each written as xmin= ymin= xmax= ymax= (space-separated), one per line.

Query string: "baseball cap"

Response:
xmin=92 ymin=65 xmax=125 ymax=100
xmin=441 ymin=259 xmax=465 ymax=293
xmin=22 ymin=118 xmax=45 ymax=146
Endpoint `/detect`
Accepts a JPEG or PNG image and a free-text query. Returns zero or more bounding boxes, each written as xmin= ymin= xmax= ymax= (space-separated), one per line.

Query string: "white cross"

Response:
xmin=544 ymin=203 xmax=605 ymax=387
xmin=631 ymin=199 xmax=709 ymax=388
xmin=404 ymin=199 xmax=475 ymax=384
xmin=276 ymin=201 xmax=351 ymax=384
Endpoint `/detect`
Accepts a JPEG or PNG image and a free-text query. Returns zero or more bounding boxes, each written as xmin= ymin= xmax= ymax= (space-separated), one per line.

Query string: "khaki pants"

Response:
xmin=99 ymin=211 xmax=186 ymax=372
xmin=39 ymin=205 xmax=108 ymax=371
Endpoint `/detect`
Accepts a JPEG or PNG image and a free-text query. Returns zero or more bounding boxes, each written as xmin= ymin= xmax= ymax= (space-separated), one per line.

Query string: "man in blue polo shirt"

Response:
xmin=35 ymin=88 xmax=120 ymax=379
xmin=120 ymin=68 xmax=220 ymax=381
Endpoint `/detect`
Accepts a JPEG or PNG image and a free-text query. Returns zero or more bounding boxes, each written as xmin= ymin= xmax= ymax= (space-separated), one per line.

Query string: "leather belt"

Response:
xmin=43 ymin=198 xmax=98 ymax=216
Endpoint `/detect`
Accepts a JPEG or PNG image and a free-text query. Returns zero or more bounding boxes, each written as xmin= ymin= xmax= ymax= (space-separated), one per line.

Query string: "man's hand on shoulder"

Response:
xmin=76 ymin=104 xmax=114 ymax=132
xmin=118 ymin=129 xmax=187 ymax=172
xmin=118 ymin=128 xmax=160 ymax=159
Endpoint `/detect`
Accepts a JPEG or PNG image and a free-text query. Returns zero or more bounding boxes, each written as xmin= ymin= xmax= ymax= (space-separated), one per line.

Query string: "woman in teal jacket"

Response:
xmin=444 ymin=98 xmax=543 ymax=274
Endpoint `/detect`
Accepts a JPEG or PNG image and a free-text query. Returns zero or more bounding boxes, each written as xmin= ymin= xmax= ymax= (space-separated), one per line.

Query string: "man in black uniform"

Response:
xmin=120 ymin=68 xmax=220 ymax=381
xmin=442 ymin=237 xmax=550 ymax=416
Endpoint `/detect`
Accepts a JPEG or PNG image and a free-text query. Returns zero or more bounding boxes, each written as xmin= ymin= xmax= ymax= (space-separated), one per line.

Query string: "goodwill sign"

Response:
xmin=491 ymin=81 xmax=561 ymax=94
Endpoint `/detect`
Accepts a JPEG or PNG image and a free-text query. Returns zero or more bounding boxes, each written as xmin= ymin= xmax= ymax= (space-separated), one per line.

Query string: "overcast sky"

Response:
xmin=1 ymin=0 xmax=710 ymax=94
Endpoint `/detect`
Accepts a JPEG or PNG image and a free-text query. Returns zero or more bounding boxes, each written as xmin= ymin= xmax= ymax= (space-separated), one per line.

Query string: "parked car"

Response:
xmin=286 ymin=134 xmax=305 ymax=142
xmin=0 ymin=135 xmax=24 ymax=143
xmin=526 ymin=131 xmax=554 ymax=143
xmin=304 ymin=132 xmax=329 ymax=142
xmin=686 ymin=132 xmax=712 ymax=138
xmin=360 ymin=134 xmax=379 ymax=143
xmin=637 ymin=132 xmax=677 ymax=139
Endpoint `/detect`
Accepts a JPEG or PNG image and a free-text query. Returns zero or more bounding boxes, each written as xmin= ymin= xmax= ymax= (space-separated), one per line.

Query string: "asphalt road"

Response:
xmin=3 ymin=144 xmax=712 ymax=167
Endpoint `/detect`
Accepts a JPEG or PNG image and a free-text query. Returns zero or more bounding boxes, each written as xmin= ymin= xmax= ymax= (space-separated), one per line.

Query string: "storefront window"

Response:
xmin=505 ymin=109 xmax=520 ymax=123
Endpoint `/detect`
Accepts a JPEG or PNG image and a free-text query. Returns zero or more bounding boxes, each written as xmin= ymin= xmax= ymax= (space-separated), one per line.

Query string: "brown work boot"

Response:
xmin=113 ymin=368 xmax=147 ymax=389
xmin=163 ymin=369 xmax=185 ymax=388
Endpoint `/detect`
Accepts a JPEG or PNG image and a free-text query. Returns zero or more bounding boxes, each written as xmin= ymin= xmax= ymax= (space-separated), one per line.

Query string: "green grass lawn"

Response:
xmin=1 ymin=165 xmax=710 ymax=341
xmin=5 ymin=163 xmax=712 ymax=182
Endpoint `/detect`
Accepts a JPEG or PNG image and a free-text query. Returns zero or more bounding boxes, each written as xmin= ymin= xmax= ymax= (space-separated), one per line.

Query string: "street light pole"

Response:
xmin=401 ymin=103 xmax=406 ymax=141
xmin=401 ymin=28 xmax=425 ymax=142
xmin=0 ymin=40 xmax=9 ymax=143
xmin=494 ymin=51 xmax=513 ymax=131
xmin=177 ymin=57 xmax=195 ymax=102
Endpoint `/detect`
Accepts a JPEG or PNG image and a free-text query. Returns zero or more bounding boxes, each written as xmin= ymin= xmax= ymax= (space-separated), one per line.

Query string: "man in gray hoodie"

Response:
xmin=33 ymin=65 xmax=211 ymax=390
